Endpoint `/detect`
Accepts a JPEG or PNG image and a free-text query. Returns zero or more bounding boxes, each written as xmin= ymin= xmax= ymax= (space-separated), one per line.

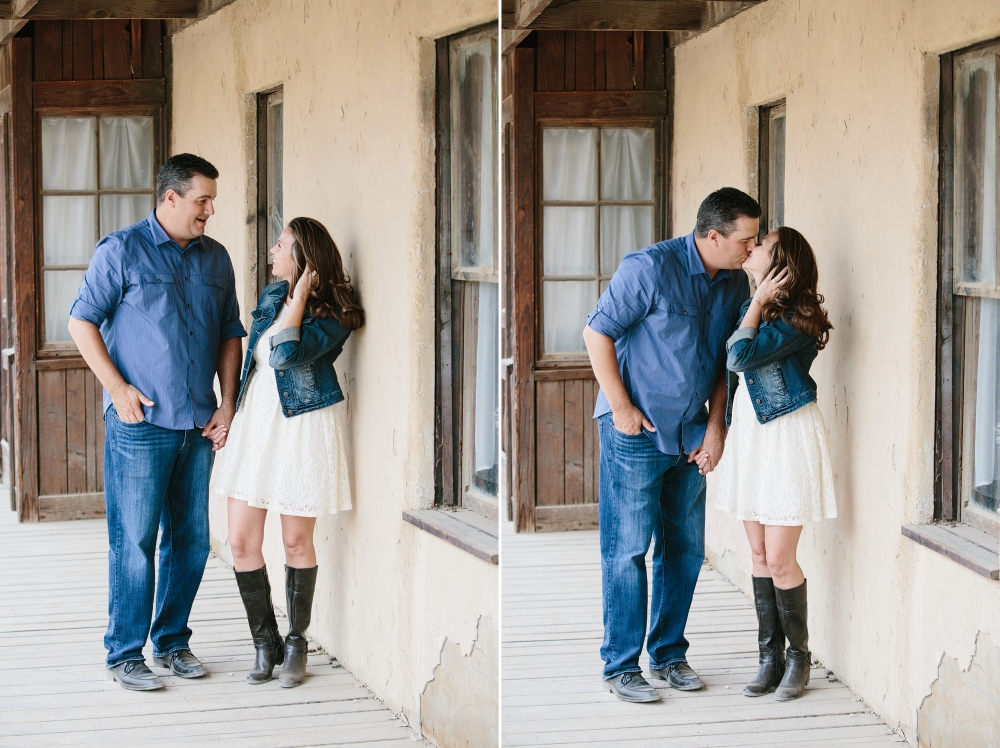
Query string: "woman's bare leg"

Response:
xmin=743 ymin=521 xmax=771 ymax=578
xmin=763 ymin=525 xmax=804 ymax=589
xmin=228 ymin=498 xmax=268 ymax=572
xmin=280 ymin=515 xmax=318 ymax=568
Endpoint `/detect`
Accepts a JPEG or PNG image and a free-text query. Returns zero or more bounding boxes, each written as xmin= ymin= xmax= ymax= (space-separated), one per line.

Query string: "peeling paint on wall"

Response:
xmin=917 ymin=632 xmax=1000 ymax=748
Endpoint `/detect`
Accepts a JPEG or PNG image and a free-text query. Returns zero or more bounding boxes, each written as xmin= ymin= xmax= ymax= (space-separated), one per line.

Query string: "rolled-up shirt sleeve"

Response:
xmin=585 ymin=251 xmax=655 ymax=340
xmin=220 ymin=260 xmax=247 ymax=340
xmin=68 ymin=235 xmax=124 ymax=327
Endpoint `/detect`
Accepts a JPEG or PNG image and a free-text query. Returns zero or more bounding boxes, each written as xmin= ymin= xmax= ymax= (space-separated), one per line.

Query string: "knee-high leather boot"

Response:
xmin=234 ymin=566 xmax=284 ymax=685
xmin=279 ymin=565 xmax=318 ymax=688
xmin=774 ymin=579 xmax=810 ymax=701
xmin=744 ymin=576 xmax=785 ymax=696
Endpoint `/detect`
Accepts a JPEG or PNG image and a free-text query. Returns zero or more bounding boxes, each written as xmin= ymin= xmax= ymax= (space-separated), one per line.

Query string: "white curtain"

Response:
xmin=543 ymin=206 xmax=595 ymax=275
xmin=41 ymin=118 xmax=95 ymax=191
xmin=543 ymin=128 xmax=597 ymax=201
xmin=99 ymin=117 xmax=153 ymax=189
xmin=451 ymin=37 xmax=495 ymax=270
xmin=975 ymin=299 xmax=1000 ymax=490
xmin=544 ymin=281 xmax=596 ymax=353
xmin=44 ymin=270 xmax=86 ymax=343
xmin=100 ymin=194 xmax=153 ymax=236
xmin=474 ymin=282 xmax=499 ymax=473
xmin=43 ymin=196 xmax=96 ymax=265
xmin=600 ymin=205 xmax=652 ymax=275
xmin=600 ymin=128 xmax=653 ymax=200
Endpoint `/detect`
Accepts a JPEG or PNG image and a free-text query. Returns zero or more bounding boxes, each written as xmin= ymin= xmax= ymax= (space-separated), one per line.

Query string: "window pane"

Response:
xmin=44 ymin=270 xmax=86 ymax=343
xmin=451 ymin=34 xmax=496 ymax=270
xmin=99 ymin=117 xmax=153 ymax=189
xmin=600 ymin=205 xmax=653 ymax=275
xmin=543 ymin=280 xmax=597 ymax=353
xmin=543 ymin=206 xmax=596 ymax=276
xmin=768 ymin=109 xmax=786 ymax=231
xmin=955 ymin=55 xmax=998 ymax=285
xmin=973 ymin=297 xmax=1000 ymax=514
xmin=100 ymin=194 xmax=152 ymax=237
xmin=267 ymin=98 xmax=284 ymax=249
xmin=41 ymin=117 xmax=96 ymax=191
xmin=43 ymin=196 xmax=96 ymax=265
xmin=472 ymin=282 xmax=499 ymax=496
xmin=600 ymin=129 xmax=654 ymax=201
xmin=543 ymin=128 xmax=597 ymax=201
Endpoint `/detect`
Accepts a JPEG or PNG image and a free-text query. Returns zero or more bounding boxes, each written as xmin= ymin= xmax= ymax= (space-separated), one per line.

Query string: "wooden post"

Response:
xmin=10 ymin=36 xmax=36 ymax=522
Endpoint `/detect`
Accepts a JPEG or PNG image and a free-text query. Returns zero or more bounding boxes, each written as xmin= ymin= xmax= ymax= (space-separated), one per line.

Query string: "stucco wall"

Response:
xmin=168 ymin=0 xmax=498 ymax=739
xmin=671 ymin=0 xmax=1000 ymax=741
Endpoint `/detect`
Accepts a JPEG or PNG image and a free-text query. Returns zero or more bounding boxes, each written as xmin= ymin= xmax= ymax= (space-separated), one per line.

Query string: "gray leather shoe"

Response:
xmin=649 ymin=662 xmax=704 ymax=691
xmin=152 ymin=650 xmax=207 ymax=678
xmin=108 ymin=661 xmax=164 ymax=691
xmin=604 ymin=672 xmax=661 ymax=703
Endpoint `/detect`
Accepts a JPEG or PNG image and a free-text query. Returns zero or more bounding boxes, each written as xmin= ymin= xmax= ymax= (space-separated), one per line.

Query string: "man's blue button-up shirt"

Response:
xmin=587 ymin=231 xmax=749 ymax=456
xmin=69 ymin=211 xmax=246 ymax=431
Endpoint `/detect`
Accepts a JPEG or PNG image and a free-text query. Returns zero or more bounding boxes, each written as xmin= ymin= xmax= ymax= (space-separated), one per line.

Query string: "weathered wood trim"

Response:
xmin=10 ymin=36 xmax=36 ymax=522
xmin=35 ymin=356 xmax=86 ymax=371
xmin=534 ymin=89 xmax=667 ymax=118
xmin=534 ymin=367 xmax=596 ymax=381
xmin=32 ymin=78 xmax=165 ymax=109
xmin=512 ymin=47 xmax=536 ymax=532
xmin=37 ymin=490 xmax=105 ymax=521
xmin=0 ymin=84 xmax=10 ymax=116
xmin=901 ymin=524 xmax=999 ymax=580
xmin=516 ymin=0 xmax=555 ymax=29
xmin=402 ymin=509 xmax=499 ymax=564
xmin=527 ymin=1 xmax=702 ymax=31
xmin=535 ymin=503 xmax=598 ymax=531
xmin=503 ymin=29 xmax=530 ymax=54
xmin=19 ymin=1 xmax=197 ymax=19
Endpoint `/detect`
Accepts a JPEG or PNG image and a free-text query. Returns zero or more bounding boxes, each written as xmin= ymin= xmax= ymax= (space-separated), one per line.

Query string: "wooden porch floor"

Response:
xmin=0 ymin=503 xmax=426 ymax=748
xmin=501 ymin=524 xmax=905 ymax=747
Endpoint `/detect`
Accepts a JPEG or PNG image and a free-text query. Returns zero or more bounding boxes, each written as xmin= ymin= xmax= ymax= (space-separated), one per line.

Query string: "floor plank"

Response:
xmin=500 ymin=523 xmax=905 ymax=746
xmin=0 ymin=497 xmax=426 ymax=747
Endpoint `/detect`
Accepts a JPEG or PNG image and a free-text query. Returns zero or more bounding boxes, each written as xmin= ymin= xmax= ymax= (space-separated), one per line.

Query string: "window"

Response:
xmin=39 ymin=116 xmax=154 ymax=346
xmin=436 ymin=25 xmax=499 ymax=520
xmin=540 ymin=125 xmax=657 ymax=356
xmin=256 ymin=89 xmax=283 ymax=296
xmin=939 ymin=41 xmax=1000 ymax=537
xmin=758 ymin=101 xmax=786 ymax=236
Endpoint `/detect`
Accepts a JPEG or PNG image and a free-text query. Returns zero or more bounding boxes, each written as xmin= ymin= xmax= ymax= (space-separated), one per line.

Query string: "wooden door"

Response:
xmin=7 ymin=22 xmax=167 ymax=522
xmin=510 ymin=31 xmax=670 ymax=532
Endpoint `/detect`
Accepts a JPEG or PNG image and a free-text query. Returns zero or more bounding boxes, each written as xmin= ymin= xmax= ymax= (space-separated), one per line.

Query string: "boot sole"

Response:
xmin=109 ymin=672 xmax=164 ymax=691
xmin=604 ymin=682 xmax=661 ymax=702
xmin=743 ymin=685 xmax=778 ymax=697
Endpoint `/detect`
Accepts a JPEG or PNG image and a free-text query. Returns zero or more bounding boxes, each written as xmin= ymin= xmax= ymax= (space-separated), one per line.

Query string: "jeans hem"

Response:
xmin=603 ymin=667 xmax=643 ymax=680
xmin=106 ymin=657 xmax=146 ymax=669
xmin=649 ymin=657 xmax=689 ymax=671
xmin=151 ymin=645 xmax=191 ymax=659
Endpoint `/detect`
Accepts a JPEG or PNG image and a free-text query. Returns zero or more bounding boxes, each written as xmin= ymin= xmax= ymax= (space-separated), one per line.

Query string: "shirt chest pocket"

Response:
xmin=138 ymin=273 xmax=178 ymax=312
xmin=193 ymin=275 xmax=225 ymax=314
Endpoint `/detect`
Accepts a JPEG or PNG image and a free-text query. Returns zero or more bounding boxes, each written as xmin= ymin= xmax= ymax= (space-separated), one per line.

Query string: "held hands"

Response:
xmin=110 ymin=382 xmax=154 ymax=423
xmin=752 ymin=266 xmax=789 ymax=306
xmin=612 ymin=402 xmax=656 ymax=435
xmin=690 ymin=423 xmax=726 ymax=476
xmin=202 ymin=401 xmax=236 ymax=451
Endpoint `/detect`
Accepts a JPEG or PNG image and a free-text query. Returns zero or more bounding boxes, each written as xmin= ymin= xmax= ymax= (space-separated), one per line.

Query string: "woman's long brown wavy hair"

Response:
xmin=286 ymin=217 xmax=365 ymax=330
xmin=761 ymin=226 xmax=833 ymax=350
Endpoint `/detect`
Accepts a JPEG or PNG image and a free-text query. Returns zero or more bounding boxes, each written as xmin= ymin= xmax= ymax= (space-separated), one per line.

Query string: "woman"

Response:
xmin=214 ymin=217 xmax=364 ymax=687
xmin=709 ymin=226 xmax=835 ymax=702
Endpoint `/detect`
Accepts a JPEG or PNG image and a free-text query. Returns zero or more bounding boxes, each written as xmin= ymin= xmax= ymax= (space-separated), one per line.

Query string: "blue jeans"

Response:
xmin=103 ymin=408 xmax=214 ymax=667
xmin=598 ymin=413 xmax=706 ymax=679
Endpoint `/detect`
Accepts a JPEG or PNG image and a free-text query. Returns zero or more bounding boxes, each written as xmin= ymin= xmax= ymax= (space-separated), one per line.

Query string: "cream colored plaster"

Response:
xmin=674 ymin=0 xmax=1000 ymax=739
xmin=169 ymin=0 xmax=497 ymax=731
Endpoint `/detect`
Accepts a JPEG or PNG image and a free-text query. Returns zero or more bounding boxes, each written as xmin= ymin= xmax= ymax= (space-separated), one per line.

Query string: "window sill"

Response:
xmin=901 ymin=523 xmax=999 ymax=580
xmin=402 ymin=508 xmax=498 ymax=565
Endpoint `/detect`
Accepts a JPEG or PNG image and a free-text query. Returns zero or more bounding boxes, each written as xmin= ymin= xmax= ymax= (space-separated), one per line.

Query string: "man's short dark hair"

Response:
xmin=155 ymin=153 xmax=219 ymax=204
xmin=694 ymin=187 xmax=762 ymax=238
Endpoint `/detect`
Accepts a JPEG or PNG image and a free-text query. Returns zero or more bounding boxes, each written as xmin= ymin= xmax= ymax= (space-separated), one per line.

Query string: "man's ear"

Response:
xmin=706 ymin=229 xmax=720 ymax=247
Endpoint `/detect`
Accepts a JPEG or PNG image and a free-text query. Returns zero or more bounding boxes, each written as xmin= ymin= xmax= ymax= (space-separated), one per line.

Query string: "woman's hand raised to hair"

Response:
xmin=752 ymin=266 xmax=789 ymax=306
xmin=290 ymin=265 xmax=317 ymax=304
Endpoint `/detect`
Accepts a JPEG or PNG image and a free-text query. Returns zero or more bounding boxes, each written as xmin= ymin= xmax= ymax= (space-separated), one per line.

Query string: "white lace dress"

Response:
xmin=213 ymin=306 xmax=352 ymax=517
xmin=715 ymin=372 xmax=837 ymax=525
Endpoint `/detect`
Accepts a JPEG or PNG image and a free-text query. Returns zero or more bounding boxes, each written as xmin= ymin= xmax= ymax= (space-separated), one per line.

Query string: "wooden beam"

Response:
xmin=516 ymin=0 xmax=555 ymax=28
xmin=669 ymin=1 xmax=762 ymax=45
xmin=503 ymin=29 xmax=530 ymax=54
xmin=0 ymin=19 xmax=25 ymax=42
xmin=535 ymin=89 xmax=668 ymax=118
xmin=527 ymin=1 xmax=704 ymax=31
xmin=21 ymin=1 xmax=199 ymax=18
xmin=32 ymin=78 xmax=165 ymax=108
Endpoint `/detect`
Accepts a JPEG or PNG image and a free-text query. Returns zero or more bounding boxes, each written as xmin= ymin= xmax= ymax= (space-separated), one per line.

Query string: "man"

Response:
xmin=68 ymin=154 xmax=246 ymax=691
xmin=583 ymin=187 xmax=760 ymax=703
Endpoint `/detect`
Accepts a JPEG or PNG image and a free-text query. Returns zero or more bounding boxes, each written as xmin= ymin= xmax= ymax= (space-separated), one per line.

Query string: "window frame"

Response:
xmin=937 ymin=40 xmax=1000 ymax=538
xmin=534 ymin=117 xmax=665 ymax=366
xmin=256 ymin=87 xmax=283 ymax=298
xmin=758 ymin=99 xmax=786 ymax=238
xmin=434 ymin=23 xmax=499 ymax=519
xmin=33 ymin=106 xmax=163 ymax=356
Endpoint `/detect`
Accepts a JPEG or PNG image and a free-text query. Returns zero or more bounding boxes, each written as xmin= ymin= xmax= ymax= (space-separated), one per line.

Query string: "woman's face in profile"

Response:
xmin=743 ymin=232 xmax=777 ymax=276
xmin=270 ymin=227 xmax=296 ymax=280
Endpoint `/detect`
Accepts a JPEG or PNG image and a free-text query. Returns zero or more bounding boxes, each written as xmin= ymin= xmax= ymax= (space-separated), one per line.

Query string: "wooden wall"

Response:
xmin=33 ymin=20 xmax=164 ymax=82
xmin=535 ymin=377 xmax=600 ymax=507
xmin=534 ymin=30 xmax=666 ymax=93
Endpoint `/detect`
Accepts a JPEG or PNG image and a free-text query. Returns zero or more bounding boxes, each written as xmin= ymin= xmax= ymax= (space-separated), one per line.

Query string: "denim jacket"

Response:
xmin=724 ymin=298 xmax=819 ymax=427
xmin=236 ymin=281 xmax=352 ymax=417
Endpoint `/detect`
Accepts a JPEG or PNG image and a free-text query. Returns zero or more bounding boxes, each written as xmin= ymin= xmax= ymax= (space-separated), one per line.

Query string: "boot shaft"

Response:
xmin=752 ymin=576 xmax=785 ymax=663
xmin=235 ymin=566 xmax=281 ymax=643
xmin=285 ymin=565 xmax=319 ymax=641
xmin=775 ymin=579 xmax=809 ymax=661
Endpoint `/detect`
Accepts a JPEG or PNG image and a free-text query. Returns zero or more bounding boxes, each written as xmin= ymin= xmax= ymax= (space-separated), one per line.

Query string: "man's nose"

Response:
xmin=204 ymin=200 xmax=215 ymax=216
